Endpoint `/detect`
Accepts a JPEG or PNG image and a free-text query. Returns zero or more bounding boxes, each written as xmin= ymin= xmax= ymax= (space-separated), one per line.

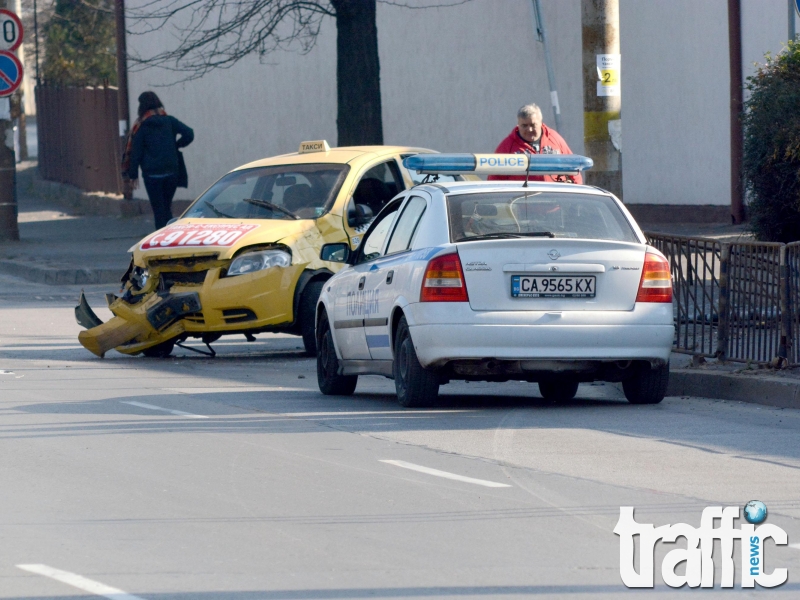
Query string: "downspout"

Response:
xmin=115 ymin=0 xmax=131 ymax=198
xmin=728 ymin=0 xmax=744 ymax=224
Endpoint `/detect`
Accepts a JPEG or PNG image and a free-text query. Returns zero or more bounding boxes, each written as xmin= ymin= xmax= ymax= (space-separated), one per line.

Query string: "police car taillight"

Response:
xmin=421 ymin=252 xmax=469 ymax=302
xmin=636 ymin=252 xmax=673 ymax=303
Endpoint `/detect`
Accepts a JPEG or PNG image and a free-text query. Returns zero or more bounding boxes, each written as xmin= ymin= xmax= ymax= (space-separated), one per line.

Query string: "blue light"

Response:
xmin=403 ymin=154 xmax=476 ymax=174
xmin=526 ymin=154 xmax=593 ymax=173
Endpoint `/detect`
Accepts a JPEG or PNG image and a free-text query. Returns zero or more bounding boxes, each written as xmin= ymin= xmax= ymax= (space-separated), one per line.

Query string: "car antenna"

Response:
xmin=523 ymin=152 xmax=532 ymax=188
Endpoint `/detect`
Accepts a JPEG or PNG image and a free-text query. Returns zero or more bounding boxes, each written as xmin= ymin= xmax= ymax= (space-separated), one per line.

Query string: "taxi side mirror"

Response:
xmin=320 ymin=242 xmax=350 ymax=264
xmin=346 ymin=198 xmax=374 ymax=227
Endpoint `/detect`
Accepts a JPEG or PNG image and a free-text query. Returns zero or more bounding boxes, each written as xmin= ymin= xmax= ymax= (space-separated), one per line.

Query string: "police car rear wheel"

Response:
xmin=538 ymin=380 xmax=579 ymax=401
xmin=300 ymin=280 xmax=325 ymax=356
xmin=317 ymin=315 xmax=358 ymax=396
xmin=393 ymin=316 xmax=439 ymax=408
xmin=623 ymin=363 xmax=669 ymax=404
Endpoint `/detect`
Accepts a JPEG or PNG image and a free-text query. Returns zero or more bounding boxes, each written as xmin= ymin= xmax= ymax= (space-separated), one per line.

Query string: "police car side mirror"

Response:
xmin=320 ymin=242 xmax=350 ymax=264
xmin=346 ymin=198 xmax=374 ymax=227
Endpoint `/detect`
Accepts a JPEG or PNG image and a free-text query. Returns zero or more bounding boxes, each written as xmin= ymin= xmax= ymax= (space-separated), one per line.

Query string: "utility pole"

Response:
xmin=790 ymin=0 xmax=796 ymax=41
xmin=581 ymin=0 xmax=622 ymax=199
xmin=0 ymin=0 xmax=20 ymax=241
xmin=115 ymin=0 xmax=132 ymax=199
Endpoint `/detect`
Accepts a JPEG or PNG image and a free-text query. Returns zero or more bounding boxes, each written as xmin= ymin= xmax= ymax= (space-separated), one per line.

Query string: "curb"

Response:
xmin=29 ymin=174 xmax=192 ymax=218
xmin=0 ymin=259 xmax=122 ymax=285
xmin=668 ymin=368 xmax=800 ymax=409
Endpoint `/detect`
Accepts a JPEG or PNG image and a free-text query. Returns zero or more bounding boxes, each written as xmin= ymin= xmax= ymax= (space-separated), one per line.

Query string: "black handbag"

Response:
xmin=176 ymin=149 xmax=188 ymax=188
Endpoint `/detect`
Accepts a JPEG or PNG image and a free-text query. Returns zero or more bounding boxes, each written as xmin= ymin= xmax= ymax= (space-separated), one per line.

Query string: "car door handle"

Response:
xmin=386 ymin=270 xmax=394 ymax=284
xmin=358 ymin=276 xmax=365 ymax=290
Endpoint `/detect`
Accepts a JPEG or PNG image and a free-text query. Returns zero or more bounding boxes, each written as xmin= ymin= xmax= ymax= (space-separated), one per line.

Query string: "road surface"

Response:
xmin=1 ymin=275 xmax=798 ymax=598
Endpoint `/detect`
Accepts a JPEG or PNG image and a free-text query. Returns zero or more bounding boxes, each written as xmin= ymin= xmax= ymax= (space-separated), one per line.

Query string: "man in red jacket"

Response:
xmin=490 ymin=103 xmax=581 ymax=184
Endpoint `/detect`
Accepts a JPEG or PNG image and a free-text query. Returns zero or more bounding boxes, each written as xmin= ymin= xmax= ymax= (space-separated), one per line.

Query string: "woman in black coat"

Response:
xmin=122 ymin=92 xmax=194 ymax=230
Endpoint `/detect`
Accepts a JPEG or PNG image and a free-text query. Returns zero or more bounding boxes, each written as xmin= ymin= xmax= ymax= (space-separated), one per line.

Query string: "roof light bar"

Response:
xmin=403 ymin=153 xmax=593 ymax=176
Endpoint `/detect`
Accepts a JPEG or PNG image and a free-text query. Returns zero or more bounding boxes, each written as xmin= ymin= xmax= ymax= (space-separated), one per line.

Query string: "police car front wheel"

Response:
xmin=316 ymin=314 xmax=358 ymax=396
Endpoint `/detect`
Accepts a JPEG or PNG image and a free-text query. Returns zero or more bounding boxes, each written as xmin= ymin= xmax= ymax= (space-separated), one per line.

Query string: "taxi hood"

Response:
xmin=130 ymin=218 xmax=315 ymax=263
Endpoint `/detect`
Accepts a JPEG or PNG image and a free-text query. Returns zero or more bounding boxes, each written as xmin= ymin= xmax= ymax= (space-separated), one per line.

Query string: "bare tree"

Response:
xmin=128 ymin=0 xmax=471 ymax=146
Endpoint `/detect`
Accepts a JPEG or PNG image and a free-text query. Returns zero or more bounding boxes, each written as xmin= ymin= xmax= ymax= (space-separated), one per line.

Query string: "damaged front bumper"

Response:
xmin=76 ymin=290 xmax=203 ymax=358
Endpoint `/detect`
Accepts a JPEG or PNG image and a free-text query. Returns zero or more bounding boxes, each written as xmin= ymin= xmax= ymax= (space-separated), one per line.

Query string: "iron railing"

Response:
xmin=647 ymin=233 xmax=799 ymax=365
xmin=649 ymin=234 xmax=721 ymax=357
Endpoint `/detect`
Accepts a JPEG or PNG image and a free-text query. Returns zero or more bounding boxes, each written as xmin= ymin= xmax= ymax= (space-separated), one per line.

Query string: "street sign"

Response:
xmin=0 ymin=50 xmax=23 ymax=97
xmin=0 ymin=9 xmax=23 ymax=52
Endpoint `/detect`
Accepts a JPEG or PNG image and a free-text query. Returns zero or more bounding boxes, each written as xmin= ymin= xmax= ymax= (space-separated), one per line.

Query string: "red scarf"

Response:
xmin=121 ymin=107 xmax=167 ymax=177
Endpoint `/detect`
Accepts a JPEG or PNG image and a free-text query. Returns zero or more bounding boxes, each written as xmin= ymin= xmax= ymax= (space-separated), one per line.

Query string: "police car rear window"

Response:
xmin=447 ymin=191 xmax=638 ymax=243
xmin=184 ymin=164 xmax=350 ymax=220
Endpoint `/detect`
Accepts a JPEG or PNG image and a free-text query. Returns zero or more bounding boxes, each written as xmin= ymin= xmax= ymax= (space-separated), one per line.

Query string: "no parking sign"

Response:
xmin=0 ymin=50 xmax=22 ymax=97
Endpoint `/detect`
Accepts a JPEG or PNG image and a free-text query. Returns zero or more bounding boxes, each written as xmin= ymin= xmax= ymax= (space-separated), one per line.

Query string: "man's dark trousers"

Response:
xmin=144 ymin=174 xmax=179 ymax=230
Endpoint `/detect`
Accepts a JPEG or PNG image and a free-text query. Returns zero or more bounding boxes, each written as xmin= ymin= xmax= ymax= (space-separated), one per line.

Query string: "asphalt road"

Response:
xmin=1 ymin=274 xmax=799 ymax=599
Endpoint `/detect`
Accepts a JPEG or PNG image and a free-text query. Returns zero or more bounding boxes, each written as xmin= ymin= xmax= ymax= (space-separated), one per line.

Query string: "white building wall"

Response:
xmin=127 ymin=0 xmax=797 ymax=208
xmin=379 ymin=0 xmax=583 ymax=155
xmin=620 ymin=0 xmax=731 ymax=206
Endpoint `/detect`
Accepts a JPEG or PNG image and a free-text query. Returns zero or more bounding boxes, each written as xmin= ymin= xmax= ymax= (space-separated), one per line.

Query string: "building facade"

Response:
xmin=126 ymin=0 xmax=797 ymax=218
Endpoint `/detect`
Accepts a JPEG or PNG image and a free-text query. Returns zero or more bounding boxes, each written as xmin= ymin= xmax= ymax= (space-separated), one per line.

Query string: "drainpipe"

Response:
xmin=728 ymin=0 xmax=744 ymax=224
xmin=530 ymin=0 xmax=562 ymax=132
xmin=115 ymin=0 xmax=132 ymax=199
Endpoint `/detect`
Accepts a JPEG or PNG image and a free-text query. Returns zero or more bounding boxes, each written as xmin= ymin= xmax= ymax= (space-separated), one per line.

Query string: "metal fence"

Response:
xmin=35 ymin=85 xmax=122 ymax=194
xmin=647 ymin=233 xmax=799 ymax=365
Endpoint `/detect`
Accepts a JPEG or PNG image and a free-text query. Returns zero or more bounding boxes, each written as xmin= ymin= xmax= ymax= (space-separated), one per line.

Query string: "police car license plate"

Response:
xmin=511 ymin=275 xmax=596 ymax=298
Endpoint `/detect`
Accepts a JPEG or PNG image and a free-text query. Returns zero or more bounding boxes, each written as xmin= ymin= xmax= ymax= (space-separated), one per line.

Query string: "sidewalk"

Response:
xmin=0 ymin=162 xmax=153 ymax=285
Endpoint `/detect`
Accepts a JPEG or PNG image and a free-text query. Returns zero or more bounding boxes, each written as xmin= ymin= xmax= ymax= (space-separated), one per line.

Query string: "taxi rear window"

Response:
xmin=184 ymin=164 xmax=350 ymax=220
xmin=446 ymin=191 xmax=638 ymax=243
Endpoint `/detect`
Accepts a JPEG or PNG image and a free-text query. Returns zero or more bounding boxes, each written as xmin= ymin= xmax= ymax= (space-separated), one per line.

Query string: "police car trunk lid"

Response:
xmin=456 ymin=239 xmax=647 ymax=311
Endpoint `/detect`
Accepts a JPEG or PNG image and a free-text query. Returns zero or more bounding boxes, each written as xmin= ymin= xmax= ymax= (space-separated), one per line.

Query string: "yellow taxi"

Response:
xmin=76 ymin=141 xmax=454 ymax=358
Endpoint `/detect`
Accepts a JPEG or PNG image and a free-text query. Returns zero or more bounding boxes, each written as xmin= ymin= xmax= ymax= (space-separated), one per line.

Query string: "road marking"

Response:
xmin=16 ymin=564 xmax=145 ymax=600
xmin=380 ymin=459 xmax=511 ymax=488
xmin=790 ymin=543 xmax=800 ymax=550
xmin=120 ymin=401 xmax=208 ymax=419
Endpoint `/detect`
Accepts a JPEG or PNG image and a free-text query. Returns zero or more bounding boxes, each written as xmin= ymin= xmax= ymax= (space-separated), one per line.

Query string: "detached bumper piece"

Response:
xmin=76 ymin=291 xmax=203 ymax=358
xmin=75 ymin=291 xmax=104 ymax=329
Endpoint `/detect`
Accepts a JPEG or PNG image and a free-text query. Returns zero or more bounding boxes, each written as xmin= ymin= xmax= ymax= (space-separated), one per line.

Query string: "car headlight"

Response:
xmin=131 ymin=266 xmax=150 ymax=289
xmin=228 ymin=249 xmax=292 ymax=276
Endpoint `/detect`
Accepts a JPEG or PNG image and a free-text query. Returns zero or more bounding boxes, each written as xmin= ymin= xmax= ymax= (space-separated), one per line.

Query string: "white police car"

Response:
xmin=314 ymin=154 xmax=674 ymax=407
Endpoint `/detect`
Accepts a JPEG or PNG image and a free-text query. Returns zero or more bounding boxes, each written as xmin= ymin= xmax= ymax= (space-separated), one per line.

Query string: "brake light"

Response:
xmin=636 ymin=252 xmax=673 ymax=303
xmin=421 ymin=252 xmax=469 ymax=302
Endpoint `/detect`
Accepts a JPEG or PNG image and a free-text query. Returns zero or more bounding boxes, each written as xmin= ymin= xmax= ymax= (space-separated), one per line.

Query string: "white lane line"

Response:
xmin=380 ymin=459 xmax=511 ymax=488
xmin=16 ymin=564 xmax=145 ymax=600
xmin=790 ymin=543 xmax=800 ymax=550
xmin=120 ymin=401 xmax=208 ymax=419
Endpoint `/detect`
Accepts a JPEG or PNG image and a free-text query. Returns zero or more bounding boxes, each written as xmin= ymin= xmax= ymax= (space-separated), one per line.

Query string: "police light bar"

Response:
xmin=403 ymin=153 xmax=593 ymax=176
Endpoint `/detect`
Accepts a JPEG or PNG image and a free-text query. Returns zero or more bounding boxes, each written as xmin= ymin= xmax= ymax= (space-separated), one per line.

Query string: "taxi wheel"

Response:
xmin=537 ymin=380 xmax=579 ymax=401
xmin=300 ymin=281 xmax=325 ymax=357
xmin=622 ymin=363 xmax=669 ymax=405
xmin=317 ymin=315 xmax=358 ymax=396
xmin=393 ymin=316 xmax=439 ymax=408
xmin=141 ymin=339 xmax=175 ymax=358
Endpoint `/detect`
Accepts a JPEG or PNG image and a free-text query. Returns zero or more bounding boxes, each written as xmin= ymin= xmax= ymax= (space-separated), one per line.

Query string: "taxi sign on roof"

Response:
xmin=403 ymin=153 xmax=593 ymax=176
xmin=299 ymin=140 xmax=330 ymax=154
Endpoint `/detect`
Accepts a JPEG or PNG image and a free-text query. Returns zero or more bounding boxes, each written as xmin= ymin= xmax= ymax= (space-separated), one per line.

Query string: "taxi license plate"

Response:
xmin=511 ymin=275 xmax=596 ymax=298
